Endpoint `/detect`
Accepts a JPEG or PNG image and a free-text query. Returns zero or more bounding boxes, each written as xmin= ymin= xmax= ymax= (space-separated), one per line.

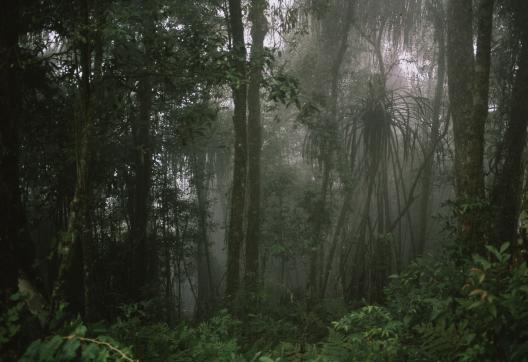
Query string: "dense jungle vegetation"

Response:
xmin=1 ymin=0 xmax=528 ymax=360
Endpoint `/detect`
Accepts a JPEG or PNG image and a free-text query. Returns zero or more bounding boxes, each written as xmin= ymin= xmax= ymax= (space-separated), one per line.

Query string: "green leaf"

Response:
xmin=74 ymin=323 xmax=88 ymax=337
xmin=95 ymin=347 xmax=110 ymax=361
xmin=488 ymin=304 xmax=497 ymax=318
xmin=473 ymin=255 xmax=491 ymax=270
xmin=20 ymin=340 xmax=43 ymax=361
xmin=258 ymin=356 xmax=276 ymax=362
xmin=467 ymin=301 xmax=482 ymax=310
xmin=40 ymin=335 xmax=64 ymax=361
xmin=61 ymin=338 xmax=81 ymax=360
xmin=485 ymin=245 xmax=502 ymax=261
xmin=81 ymin=343 xmax=100 ymax=360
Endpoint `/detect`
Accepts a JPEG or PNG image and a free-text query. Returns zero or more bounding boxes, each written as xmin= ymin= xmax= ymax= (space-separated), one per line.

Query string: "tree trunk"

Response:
xmin=226 ymin=0 xmax=248 ymax=304
xmin=320 ymin=191 xmax=351 ymax=298
xmin=130 ymin=1 xmax=155 ymax=299
xmin=307 ymin=0 xmax=354 ymax=303
xmin=131 ymin=77 xmax=153 ymax=293
xmin=245 ymin=0 xmax=268 ymax=297
xmin=52 ymin=0 xmax=96 ymax=319
xmin=447 ymin=0 xmax=493 ymax=249
xmin=417 ymin=4 xmax=446 ymax=256
xmin=492 ymin=25 xmax=528 ymax=246
xmin=193 ymin=151 xmax=214 ymax=319
xmin=0 ymin=0 xmax=36 ymax=304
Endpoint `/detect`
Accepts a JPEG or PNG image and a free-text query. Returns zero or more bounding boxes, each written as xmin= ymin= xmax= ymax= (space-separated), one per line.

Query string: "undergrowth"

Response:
xmin=2 ymin=243 xmax=527 ymax=361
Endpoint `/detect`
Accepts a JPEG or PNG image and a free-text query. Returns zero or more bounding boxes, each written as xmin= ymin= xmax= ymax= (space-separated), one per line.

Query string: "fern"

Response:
xmin=414 ymin=320 xmax=463 ymax=360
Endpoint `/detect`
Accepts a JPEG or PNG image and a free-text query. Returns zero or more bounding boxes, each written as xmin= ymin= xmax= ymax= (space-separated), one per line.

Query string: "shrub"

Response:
xmin=313 ymin=243 xmax=528 ymax=361
xmin=20 ymin=321 xmax=136 ymax=362
xmin=106 ymin=306 xmax=242 ymax=361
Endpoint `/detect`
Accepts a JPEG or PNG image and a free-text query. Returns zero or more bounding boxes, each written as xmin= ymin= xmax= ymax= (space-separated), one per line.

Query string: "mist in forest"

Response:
xmin=1 ymin=0 xmax=528 ymax=360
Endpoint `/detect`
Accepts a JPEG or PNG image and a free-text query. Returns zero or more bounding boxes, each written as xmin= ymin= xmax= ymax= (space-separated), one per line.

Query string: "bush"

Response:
xmin=6 ymin=243 xmax=528 ymax=361
xmin=10 ymin=303 xmax=243 ymax=361
xmin=314 ymin=243 xmax=528 ymax=361
xmin=106 ymin=306 xmax=242 ymax=361
xmin=321 ymin=305 xmax=403 ymax=361
xmin=20 ymin=321 xmax=136 ymax=362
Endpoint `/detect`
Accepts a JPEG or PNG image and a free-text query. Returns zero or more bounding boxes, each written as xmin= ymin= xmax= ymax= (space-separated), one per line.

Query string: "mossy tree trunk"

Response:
xmin=417 ymin=1 xmax=446 ymax=256
xmin=226 ymin=0 xmax=248 ymax=304
xmin=52 ymin=0 xmax=97 ymax=320
xmin=447 ymin=0 xmax=493 ymax=250
xmin=492 ymin=11 xmax=528 ymax=247
xmin=245 ymin=0 xmax=268 ymax=300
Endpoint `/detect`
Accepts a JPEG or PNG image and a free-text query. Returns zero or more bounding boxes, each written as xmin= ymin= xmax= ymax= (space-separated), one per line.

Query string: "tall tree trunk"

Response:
xmin=193 ymin=151 xmax=214 ymax=319
xmin=52 ymin=0 xmax=96 ymax=319
xmin=0 ymin=0 xmax=36 ymax=304
xmin=447 ymin=0 xmax=493 ymax=249
xmin=160 ymin=155 xmax=174 ymax=324
xmin=317 ymin=0 xmax=355 ymax=300
xmin=307 ymin=162 xmax=330 ymax=301
xmin=417 ymin=4 xmax=446 ymax=256
xmin=130 ymin=2 xmax=155 ymax=299
xmin=226 ymin=0 xmax=248 ymax=303
xmin=320 ymin=191 xmax=351 ymax=298
xmin=492 ymin=24 xmax=528 ymax=246
xmin=245 ymin=0 xmax=268 ymax=297
xmin=131 ymin=78 xmax=152 ymax=294
xmin=305 ymin=0 xmax=355 ymax=303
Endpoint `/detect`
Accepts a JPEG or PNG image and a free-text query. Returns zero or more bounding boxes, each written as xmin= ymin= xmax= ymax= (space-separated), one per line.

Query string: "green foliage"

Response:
xmin=106 ymin=306 xmax=242 ymax=362
xmin=99 ymin=245 xmax=526 ymax=362
xmin=266 ymin=70 xmax=301 ymax=108
xmin=20 ymin=321 xmax=136 ymax=362
xmin=321 ymin=306 xmax=403 ymax=361
xmin=253 ymin=243 xmax=528 ymax=362
xmin=0 ymin=292 xmax=47 ymax=360
xmin=6 ymin=245 xmax=528 ymax=362
xmin=457 ymin=243 xmax=528 ymax=360
xmin=5 ymin=303 xmax=244 ymax=361
xmin=0 ymin=294 xmax=26 ymax=347
xmin=241 ymin=313 xmax=299 ymax=353
xmin=321 ymin=243 xmax=528 ymax=361
xmin=384 ymin=250 xmax=465 ymax=326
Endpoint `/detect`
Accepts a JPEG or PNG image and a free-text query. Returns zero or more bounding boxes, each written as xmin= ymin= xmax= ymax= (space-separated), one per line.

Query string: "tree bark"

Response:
xmin=320 ymin=191 xmax=351 ymax=298
xmin=417 ymin=3 xmax=446 ymax=256
xmin=129 ymin=1 xmax=155 ymax=299
xmin=447 ymin=0 xmax=493 ymax=249
xmin=226 ymin=0 xmax=248 ymax=303
xmin=193 ymin=151 xmax=214 ymax=319
xmin=245 ymin=0 xmax=268 ymax=298
xmin=492 ymin=25 xmax=528 ymax=246
xmin=52 ymin=0 xmax=96 ymax=319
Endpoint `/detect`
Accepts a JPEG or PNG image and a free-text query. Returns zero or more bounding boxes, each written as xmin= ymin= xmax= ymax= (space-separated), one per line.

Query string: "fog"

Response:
xmin=2 ymin=0 xmax=527 ymax=360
